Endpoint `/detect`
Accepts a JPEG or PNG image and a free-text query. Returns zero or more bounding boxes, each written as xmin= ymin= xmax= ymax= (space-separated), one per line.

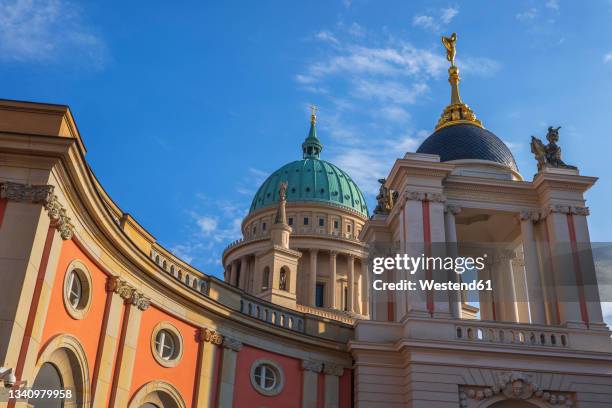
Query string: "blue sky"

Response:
xmin=2 ymin=0 xmax=612 ymax=280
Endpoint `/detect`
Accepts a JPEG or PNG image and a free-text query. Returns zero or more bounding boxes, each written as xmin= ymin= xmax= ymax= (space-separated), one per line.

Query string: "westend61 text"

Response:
xmin=372 ymin=279 xmax=493 ymax=291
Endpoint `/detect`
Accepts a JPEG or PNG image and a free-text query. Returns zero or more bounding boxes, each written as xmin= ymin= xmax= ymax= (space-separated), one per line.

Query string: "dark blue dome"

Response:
xmin=416 ymin=124 xmax=518 ymax=172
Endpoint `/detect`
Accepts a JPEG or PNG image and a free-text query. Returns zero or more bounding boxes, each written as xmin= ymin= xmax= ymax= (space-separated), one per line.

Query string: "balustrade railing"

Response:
xmin=239 ymin=296 xmax=305 ymax=332
xmin=455 ymin=321 xmax=569 ymax=348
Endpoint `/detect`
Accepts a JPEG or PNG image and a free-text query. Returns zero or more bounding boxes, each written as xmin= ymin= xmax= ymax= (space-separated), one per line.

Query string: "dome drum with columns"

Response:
xmin=223 ymin=108 xmax=370 ymax=316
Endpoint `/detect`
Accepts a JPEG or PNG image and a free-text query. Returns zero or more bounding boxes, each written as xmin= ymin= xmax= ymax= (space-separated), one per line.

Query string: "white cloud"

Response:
xmin=604 ymin=52 xmax=612 ymax=64
xmin=516 ymin=8 xmax=538 ymax=21
xmin=413 ymin=6 xmax=459 ymax=32
xmin=440 ymin=7 xmax=459 ymax=24
xmin=347 ymin=22 xmax=365 ymax=38
xmin=545 ymin=0 xmax=559 ymax=11
xmin=0 ymin=0 xmax=107 ymax=66
xmin=196 ymin=216 xmax=218 ymax=235
xmin=412 ymin=15 xmax=437 ymax=31
xmin=314 ymin=30 xmax=339 ymax=45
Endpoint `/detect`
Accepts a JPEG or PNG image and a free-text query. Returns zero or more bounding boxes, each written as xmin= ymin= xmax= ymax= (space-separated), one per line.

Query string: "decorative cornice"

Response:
xmin=106 ymin=276 xmax=151 ymax=311
xmin=222 ymin=336 xmax=243 ymax=352
xmin=0 ymin=182 xmax=74 ymax=240
xmin=301 ymin=360 xmax=323 ymax=373
xmin=405 ymin=191 xmax=446 ymax=203
xmin=196 ymin=327 xmax=223 ymax=345
xmin=322 ymin=363 xmax=344 ymax=376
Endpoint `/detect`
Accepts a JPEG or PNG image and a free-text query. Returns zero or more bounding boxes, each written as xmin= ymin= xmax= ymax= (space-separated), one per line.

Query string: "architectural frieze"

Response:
xmin=0 ymin=181 xmax=74 ymax=240
xmin=546 ymin=204 xmax=589 ymax=216
xmin=405 ymin=191 xmax=446 ymax=203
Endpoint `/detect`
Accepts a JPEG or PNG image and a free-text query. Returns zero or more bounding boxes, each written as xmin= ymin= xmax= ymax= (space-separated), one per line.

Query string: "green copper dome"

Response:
xmin=249 ymin=111 xmax=369 ymax=217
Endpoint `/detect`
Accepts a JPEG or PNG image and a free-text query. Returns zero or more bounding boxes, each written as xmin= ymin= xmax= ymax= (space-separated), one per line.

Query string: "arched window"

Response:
xmin=162 ymin=260 xmax=167 ymax=270
xmin=262 ymin=267 xmax=270 ymax=290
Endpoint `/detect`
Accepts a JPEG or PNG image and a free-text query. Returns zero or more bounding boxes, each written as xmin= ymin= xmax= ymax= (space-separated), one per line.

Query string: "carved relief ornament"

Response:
xmin=459 ymin=371 xmax=574 ymax=407
xmin=106 ymin=277 xmax=151 ymax=311
xmin=196 ymin=327 xmax=223 ymax=345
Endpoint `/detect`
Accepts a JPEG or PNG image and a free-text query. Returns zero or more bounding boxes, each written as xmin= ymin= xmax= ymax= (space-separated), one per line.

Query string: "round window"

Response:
xmin=63 ymin=261 xmax=92 ymax=320
xmin=155 ymin=330 xmax=176 ymax=360
xmin=250 ymin=360 xmax=284 ymax=396
xmin=151 ymin=323 xmax=183 ymax=367
xmin=67 ymin=270 xmax=82 ymax=308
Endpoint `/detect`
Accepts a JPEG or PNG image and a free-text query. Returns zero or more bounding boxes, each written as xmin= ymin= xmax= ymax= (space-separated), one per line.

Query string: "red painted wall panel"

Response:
xmin=130 ymin=306 xmax=199 ymax=407
xmin=41 ymin=239 xmax=107 ymax=379
xmin=233 ymin=345 xmax=303 ymax=408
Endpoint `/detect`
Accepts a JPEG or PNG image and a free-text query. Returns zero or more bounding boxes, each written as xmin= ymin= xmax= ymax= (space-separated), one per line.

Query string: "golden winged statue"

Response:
xmin=441 ymin=32 xmax=457 ymax=66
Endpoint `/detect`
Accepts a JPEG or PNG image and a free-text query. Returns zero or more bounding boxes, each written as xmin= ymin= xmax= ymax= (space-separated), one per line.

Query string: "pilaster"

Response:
xmin=194 ymin=328 xmax=223 ymax=407
xmin=217 ymin=336 xmax=242 ymax=408
xmin=301 ymin=360 xmax=322 ymax=408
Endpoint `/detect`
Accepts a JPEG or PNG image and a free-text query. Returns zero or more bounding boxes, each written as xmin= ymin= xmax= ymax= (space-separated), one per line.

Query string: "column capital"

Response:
xmin=519 ymin=210 xmax=542 ymax=222
xmin=329 ymin=250 xmax=337 ymax=258
xmin=444 ymin=204 xmax=461 ymax=215
xmin=310 ymin=249 xmax=319 ymax=256
xmin=301 ymin=360 xmax=323 ymax=373
xmin=222 ymin=336 xmax=243 ymax=352
xmin=196 ymin=327 xmax=223 ymax=345
xmin=323 ymin=363 xmax=344 ymax=376
xmin=106 ymin=276 xmax=151 ymax=310
xmin=406 ymin=190 xmax=446 ymax=203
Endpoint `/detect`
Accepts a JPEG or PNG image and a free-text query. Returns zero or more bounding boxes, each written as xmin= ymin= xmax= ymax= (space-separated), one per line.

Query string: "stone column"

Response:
xmin=109 ymin=288 xmax=151 ymax=408
xmin=309 ymin=250 xmax=318 ymax=306
xmin=347 ymin=254 xmax=355 ymax=313
xmin=329 ymin=251 xmax=337 ymax=308
xmin=361 ymin=259 xmax=369 ymax=316
xmin=217 ymin=337 xmax=243 ymax=408
xmin=0 ymin=182 xmax=70 ymax=379
xmin=519 ymin=211 xmax=546 ymax=325
xmin=544 ymin=205 xmax=584 ymax=326
xmin=323 ymin=364 xmax=344 ymax=408
xmin=444 ymin=204 xmax=462 ymax=319
xmin=239 ymin=257 xmax=248 ymax=290
xmin=570 ymin=207 xmax=606 ymax=328
xmin=301 ymin=360 xmax=322 ymax=408
xmin=492 ymin=250 xmax=519 ymax=323
xmin=194 ymin=328 xmax=223 ymax=407
xmin=229 ymin=261 xmax=237 ymax=286
xmin=91 ymin=278 xmax=135 ymax=407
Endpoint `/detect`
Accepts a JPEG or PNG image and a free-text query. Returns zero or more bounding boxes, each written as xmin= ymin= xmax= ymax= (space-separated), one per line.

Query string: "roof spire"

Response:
xmin=435 ymin=33 xmax=483 ymax=131
xmin=302 ymin=104 xmax=323 ymax=159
